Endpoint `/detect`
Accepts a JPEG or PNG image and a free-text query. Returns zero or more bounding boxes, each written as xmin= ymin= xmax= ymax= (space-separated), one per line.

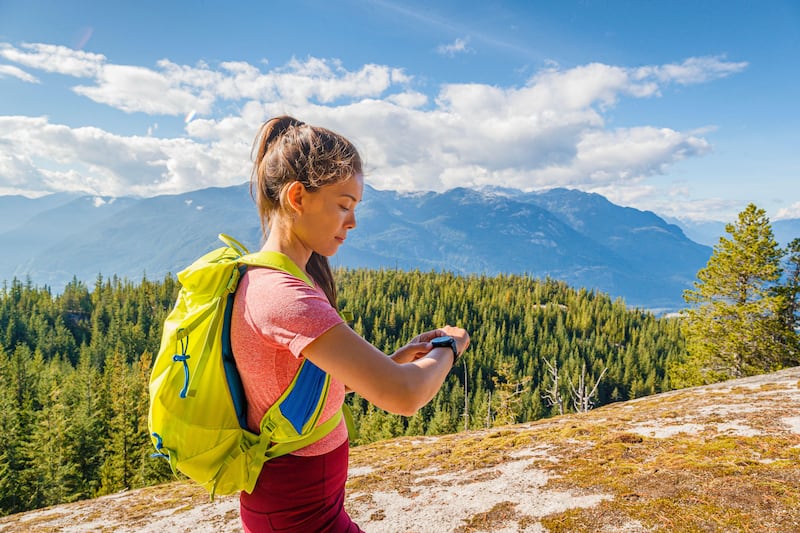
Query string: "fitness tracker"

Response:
xmin=431 ymin=335 xmax=459 ymax=366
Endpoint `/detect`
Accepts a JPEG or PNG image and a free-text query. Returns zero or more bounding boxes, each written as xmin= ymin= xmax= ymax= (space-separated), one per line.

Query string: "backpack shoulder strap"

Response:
xmin=239 ymin=251 xmax=314 ymax=287
xmin=238 ymin=251 xmax=353 ymax=323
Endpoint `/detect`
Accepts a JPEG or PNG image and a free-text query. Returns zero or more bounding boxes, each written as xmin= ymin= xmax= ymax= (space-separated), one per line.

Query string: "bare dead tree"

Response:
xmin=542 ymin=357 xmax=564 ymax=416
xmin=569 ymin=362 xmax=608 ymax=413
xmin=485 ymin=391 xmax=493 ymax=428
xmin=462 ymin=358 xmax=469 ymax=431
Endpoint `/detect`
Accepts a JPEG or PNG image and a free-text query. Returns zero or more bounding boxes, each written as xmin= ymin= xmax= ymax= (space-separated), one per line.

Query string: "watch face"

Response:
xmin=431 ymin=335 xmax=459 ymax=365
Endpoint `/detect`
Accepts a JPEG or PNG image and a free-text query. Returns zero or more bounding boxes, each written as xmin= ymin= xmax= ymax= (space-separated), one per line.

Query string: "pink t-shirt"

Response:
xmin=230 ymin=266 xmax=347 ymax=456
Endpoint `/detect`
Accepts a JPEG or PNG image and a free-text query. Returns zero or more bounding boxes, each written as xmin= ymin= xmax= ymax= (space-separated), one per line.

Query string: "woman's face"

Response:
xmin=294 ymin=174 xmax=364 ymax=257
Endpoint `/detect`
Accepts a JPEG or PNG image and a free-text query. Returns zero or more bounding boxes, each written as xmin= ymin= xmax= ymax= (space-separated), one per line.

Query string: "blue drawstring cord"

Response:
xmin=151 ymin=432 xmax=169 ymax=459
xmin=174 ymin=334 xmax=190 ymax=398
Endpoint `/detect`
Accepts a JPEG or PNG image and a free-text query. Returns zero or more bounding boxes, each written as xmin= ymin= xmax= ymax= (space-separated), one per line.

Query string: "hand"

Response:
xmin=438 ymin=325 xmax=470 ymax=357
xmin=410 ymin=329 xmax=448 ymax=344
xmin=390 ymin=329 xmax=444 ymax=364
xmin=390 ymin=326 xmax=470 ymax=364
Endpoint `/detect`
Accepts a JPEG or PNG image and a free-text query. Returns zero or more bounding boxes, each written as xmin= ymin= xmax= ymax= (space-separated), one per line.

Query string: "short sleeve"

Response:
xmin=243 ymin=268 xmax=344 ymax=356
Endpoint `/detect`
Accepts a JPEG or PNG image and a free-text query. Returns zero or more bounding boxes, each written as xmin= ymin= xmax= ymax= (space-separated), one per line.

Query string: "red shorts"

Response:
xmin=240 ymin=441 xmax=363 ymax=532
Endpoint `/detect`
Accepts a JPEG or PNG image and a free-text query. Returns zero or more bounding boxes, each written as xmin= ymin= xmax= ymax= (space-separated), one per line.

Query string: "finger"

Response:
xmin=411 ymin=341 xmax=433 ymax=350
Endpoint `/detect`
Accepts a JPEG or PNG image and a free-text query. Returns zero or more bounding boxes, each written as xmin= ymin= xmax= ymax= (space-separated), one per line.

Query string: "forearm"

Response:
xmin=304 ymin=324 xmax=455 ymax=416
xmin=401 ymin=347 xmax=455 ymax=409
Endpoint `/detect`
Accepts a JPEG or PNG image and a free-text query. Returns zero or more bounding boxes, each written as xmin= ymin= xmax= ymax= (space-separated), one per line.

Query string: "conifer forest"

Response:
xmin=0 ymin=268 xmax=688 ymax=515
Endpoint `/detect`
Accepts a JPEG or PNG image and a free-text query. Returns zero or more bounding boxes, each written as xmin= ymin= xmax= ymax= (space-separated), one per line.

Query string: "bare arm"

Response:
xmin=302 ymin=324 xmax=469 ymax=416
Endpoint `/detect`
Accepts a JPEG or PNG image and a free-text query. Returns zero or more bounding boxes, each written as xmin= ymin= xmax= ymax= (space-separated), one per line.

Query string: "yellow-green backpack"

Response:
xmin=148 ymin=234 xmax=352 ymax=498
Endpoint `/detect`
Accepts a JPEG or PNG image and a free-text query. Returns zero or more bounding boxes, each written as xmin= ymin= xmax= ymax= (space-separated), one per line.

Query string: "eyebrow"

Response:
xmin=340 ymin=193 xmax=360 ymax=202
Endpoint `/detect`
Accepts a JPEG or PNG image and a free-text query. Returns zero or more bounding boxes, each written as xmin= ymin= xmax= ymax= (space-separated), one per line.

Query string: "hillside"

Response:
xmin=1 ymin=367 xmax=798 ymax=532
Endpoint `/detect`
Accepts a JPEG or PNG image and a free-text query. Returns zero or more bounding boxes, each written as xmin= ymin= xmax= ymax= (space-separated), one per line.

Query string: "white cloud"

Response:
xmin=0 ymin=116 xmax=249 ymax=197
xmin=0 ymin=64 xmax=39 ymax=83
xmin=775 ymin=202 xmax=800 ymax=220
xmin=0 ymin=42 xmax=104 ymax=76
xmin=572 ymin=127 xmax=711 ymax=183
xmin=636 ymin=55 xmax=748 ymax=86
xmin=386 ymin=91 xmax=428 ymax=108
xmin=74 ymin=64 xmax=215 ymax=115
xmin=648 ymin=193 xmax=743 ymax=222
xmin=0 ymin=45 xmax=411 ymax=117
xmin=0 ymin=43 xmax=750 ymax=216
xmin=437 ymin=37 xmax=472 ymax=57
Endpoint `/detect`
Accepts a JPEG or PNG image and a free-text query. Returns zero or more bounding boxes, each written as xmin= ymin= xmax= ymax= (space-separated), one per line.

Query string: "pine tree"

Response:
xmin=403 ymin=411 xmax=426 ymax=436
xmin=775 ymin=238 xmax=800 ymax=365
xmin=490 ymin=360 xmax=531 ymax=426
xmin=425 ymin=401 xmax=455 ymax=435
xmin=25 ymin=357 xmax=77 ymax=509
xmin=97 ymin=351 xmax=139 ymax=495
xmin=61 ymin=347 xmax=107 ymax=499
xmin=0 ymin=347 xmax=24 ymax=515
xmin=1 ymin=344 xmax=43 ymax=513
xmin=681 ymin=204 xmax=788 ymax=383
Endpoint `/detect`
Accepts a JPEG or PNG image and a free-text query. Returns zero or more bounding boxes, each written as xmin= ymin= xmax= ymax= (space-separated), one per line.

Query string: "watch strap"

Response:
xmin=431 ymin=336 xmax=459 ymax=366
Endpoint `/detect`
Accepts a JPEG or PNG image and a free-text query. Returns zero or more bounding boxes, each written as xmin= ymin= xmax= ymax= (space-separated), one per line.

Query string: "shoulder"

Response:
xmin=238 ymin=267 xmax=340 ymax=322
xmin=243 ymin=266 xmax=315 ymax=294
xmin=235 ymin=266 xmax=344 ymax=353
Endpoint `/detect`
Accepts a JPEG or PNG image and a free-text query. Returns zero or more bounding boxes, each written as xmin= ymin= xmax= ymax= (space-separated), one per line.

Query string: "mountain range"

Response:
xmin=666 ymin=215 xmax=800 ymax=248
xmin=1 ymin=184 xmax=787 ymax=313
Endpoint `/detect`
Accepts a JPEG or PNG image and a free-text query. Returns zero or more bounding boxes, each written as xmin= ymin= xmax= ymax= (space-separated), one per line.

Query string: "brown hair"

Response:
xmin=250 ymin=115 xmax=362 ymax=307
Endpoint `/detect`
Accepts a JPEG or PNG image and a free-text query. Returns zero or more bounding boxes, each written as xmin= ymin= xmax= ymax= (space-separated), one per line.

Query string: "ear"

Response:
xmin=285 ymin=181 xmax=307 ymax=215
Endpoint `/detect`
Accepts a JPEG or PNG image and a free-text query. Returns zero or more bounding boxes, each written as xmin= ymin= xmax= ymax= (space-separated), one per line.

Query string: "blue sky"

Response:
xmin=0 ymin=0 xmax=798 ymax=222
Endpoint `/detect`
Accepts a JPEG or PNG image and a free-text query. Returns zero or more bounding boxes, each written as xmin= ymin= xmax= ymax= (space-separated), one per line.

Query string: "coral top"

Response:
xmin=230 ymin=266 xmax=347 ymax=456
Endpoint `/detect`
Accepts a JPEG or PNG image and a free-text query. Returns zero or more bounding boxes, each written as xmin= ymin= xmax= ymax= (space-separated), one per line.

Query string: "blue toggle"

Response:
xmin=174 ymin=334 xmax=190 ymax=398
xmin=151 ymin=432 xmax=169 ymax=459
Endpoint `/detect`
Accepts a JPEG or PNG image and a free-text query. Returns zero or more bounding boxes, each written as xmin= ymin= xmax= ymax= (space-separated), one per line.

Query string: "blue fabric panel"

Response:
xmin=222 ymin=267 xmax=249 ymax=429
xmin=281 ymin=360 xmax=326 ymax=433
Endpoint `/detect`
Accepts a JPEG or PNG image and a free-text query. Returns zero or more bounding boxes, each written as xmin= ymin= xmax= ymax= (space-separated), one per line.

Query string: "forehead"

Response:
xmin=330 ymin=174 xmax=364 ymax=201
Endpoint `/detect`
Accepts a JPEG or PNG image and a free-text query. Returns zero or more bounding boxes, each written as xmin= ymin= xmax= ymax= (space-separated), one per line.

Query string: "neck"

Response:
xmin=262 ymin=224 xmax=312 ymax=276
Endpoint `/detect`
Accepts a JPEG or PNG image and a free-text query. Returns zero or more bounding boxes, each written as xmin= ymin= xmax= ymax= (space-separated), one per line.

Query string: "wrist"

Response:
xmin=430 ymin=336 xmax=459 ymax=366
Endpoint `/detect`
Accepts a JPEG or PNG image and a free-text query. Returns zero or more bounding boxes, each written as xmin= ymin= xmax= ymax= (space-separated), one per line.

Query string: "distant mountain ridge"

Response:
xmin=666 ymin=215 xmax=799 ymax=247
xmin=0 ymin=184 xmax=715 ymax=312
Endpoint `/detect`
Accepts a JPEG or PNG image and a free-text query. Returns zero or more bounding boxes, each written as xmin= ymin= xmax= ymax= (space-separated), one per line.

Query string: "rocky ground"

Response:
xmin=2 ymin=367 xmax=799 ymax=532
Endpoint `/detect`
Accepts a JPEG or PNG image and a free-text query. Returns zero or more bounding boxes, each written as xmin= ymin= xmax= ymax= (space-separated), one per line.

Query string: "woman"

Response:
xmin=231 ymin=115 xmax=470 ymax=532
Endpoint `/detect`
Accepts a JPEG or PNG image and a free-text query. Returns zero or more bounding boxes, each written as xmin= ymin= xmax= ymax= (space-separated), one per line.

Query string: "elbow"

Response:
xmin=383 ymin=374 xmax=426 ymax=417
xmin=394 ymin=401 xmax=420 ymax=418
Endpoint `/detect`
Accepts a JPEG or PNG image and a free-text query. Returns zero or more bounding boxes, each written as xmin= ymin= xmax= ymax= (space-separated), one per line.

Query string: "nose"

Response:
xmin=346 ymin=210 xmax=356 ymax=230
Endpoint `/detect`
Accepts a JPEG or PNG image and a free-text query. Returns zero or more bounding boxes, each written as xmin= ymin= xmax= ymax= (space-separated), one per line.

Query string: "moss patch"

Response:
xmin=455 ymin=501 xmax=520 ymax=533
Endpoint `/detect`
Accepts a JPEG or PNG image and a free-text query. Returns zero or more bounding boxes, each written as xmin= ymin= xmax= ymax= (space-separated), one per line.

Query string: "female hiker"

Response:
xmin=231 ymin=115 xmax=470 ymax=532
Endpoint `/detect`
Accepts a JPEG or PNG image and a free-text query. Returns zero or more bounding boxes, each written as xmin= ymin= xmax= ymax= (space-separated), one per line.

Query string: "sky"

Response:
xmin=0 ymin=0 xmax=798 ymax=222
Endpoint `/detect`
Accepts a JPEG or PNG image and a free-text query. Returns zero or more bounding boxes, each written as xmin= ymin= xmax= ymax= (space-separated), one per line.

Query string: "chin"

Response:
xmin=326 ymin=242 xmax=345 ymax=256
